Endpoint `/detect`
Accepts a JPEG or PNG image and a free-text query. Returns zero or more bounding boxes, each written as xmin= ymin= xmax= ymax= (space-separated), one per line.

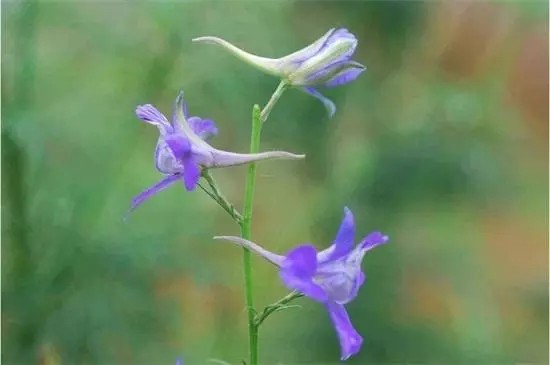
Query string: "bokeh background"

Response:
xmin=2 ymin=1 xmax=548 ymax=364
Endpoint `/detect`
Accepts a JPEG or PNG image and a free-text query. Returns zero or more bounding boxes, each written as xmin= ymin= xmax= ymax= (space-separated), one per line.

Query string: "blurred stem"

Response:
xmin=4 ymin=0 xmax=38 ymax=257
xmin=260 ymin=81 xmax=288 ymax=122
xmin=254 ymin=291 xmax=304 ymax=327
xmin=200 ymin=170 xmax=243 ymax=224
xmin=2 ymin=1 xmax=38 ymax=362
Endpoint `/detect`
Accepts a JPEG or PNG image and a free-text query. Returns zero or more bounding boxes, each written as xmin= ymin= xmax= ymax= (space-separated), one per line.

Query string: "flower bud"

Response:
xmin=193 ymin=28 xmax=366 ymax=117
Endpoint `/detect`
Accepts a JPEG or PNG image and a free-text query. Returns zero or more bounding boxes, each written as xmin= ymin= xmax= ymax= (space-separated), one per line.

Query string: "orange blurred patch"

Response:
xmin=400 ymin=270 xmax=459 ymax=327
xmin=482 ymin=211 xmax=547 ymax=285
xmin=506 ymin=27 xmax=549 ymax=138
xmin=436 ymin=2 xmax=518 ymax=79
xmin=156 ymin=275 xmax=242 ymax=345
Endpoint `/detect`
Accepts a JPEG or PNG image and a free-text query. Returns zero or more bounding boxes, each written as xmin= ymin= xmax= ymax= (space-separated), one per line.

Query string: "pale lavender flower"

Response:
xmin=215 ymin=208 xmax=388 ymax=360
xmin=193 ymin=28 xmax=365 ymax=117
xmin=130 ymin=91 xmax=305 ymax=212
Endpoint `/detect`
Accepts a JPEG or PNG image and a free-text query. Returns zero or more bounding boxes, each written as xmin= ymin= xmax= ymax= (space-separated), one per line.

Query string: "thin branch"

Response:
xmin=254 ymin=291 xmax=304 ymax=327
xmin=200 ymin=170 xmax=243 ymax=224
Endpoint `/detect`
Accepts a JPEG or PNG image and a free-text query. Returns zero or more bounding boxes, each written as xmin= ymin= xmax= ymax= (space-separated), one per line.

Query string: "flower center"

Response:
xmin=313 ymin=262 xmax=359 ymax=304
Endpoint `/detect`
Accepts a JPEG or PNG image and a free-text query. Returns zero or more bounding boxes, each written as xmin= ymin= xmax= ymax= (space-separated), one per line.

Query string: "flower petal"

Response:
xmin=348 ymin=271 xmax=365 ymax=300
xmin=163 ymin=133 xmax=201 ymax=191
xmin=320 ymin=28 xmax=357 ymax=55
xmin=284 ymin=245 xmax=318 ymax=277
xmin=291 ymin=29 xmax=358 ymax=85
xmin=164 ymin=133 xmax=191 ymax=158
xmin=359 ymin=231 xmax=389 ymax=251
xmin=280 ymin=245 xmax=328 ymax=302
xmin=303 ymin=87 xmax=336 ymax=118
xmin=187 ymin=117 xmax=218 ymax=140
xmin=154 ymin=138 xmax=181 ymax=174
xmin=136 ymin=104 xmax=171 ymax=133
xmin=181 ymin=158 xmax=201 ymax=191
xmin=334 ymin=207 xmax=357 ymax=257
xmin=126 ymin=174 xmax=181 ymax=217
xmin=317 ymin=207 xmax=356 ymax=263
xmin=279 ymin=28 xmax=336 ymax=66
xmin=325 ymin=62 xmax=366 ymax=88
xmin=280 ymin=271 xmax=328 ymax=303
xmin=213 ymin=236 xmax=285 ymax=266
xmin=326 ymin=301 xmax=363 ymax=360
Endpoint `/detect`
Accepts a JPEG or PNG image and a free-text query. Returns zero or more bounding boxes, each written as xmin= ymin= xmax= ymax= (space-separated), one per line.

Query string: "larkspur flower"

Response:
xmin=130 ymin=91 xmax=305 ymax=212
xmin=215 ymin=207 xmax=388 ymax=360
xmin=193 ymin=28 xmax=365 ymax=117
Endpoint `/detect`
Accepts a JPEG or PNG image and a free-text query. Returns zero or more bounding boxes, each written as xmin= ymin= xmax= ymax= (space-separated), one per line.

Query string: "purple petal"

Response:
xmin=325 ymin=28 xmax=355 ymax=48
xmin=280 ymin=270 xmax=328 ymax=303
xmin=154 ymin=139 xmax=181 ymax=174
xmin=326 ymin=301 xmax=363 ymax=360
xmin=306 ymin=28 xmax=357 ymax=64
xmin=357 ymin=271 xmax=365 ymax=287
xmin=164 ymin=133 xmax=202 ymax=191
xmin=187 ymin=117 xmax=218 ymax=140
xmin=284 ymin=245 xmax=318 ymax=277
xmin=303 ymin=87 xmax=336 ymax=118
xmin=359 ymin=231 xmax=389 ymax=251
xmin=325 ymin=62 xmax=366 ymax=88
xmin=282 ymin=28 xmax=337 ymax=66
xmin=299 ymin=29 xmax=358 ymax=85
xmin=181 ymin=158 xmax=201 ymax=191
xmin=348 ymin=271 xmax=366 ymax=300
xmin=164 ymin=133 xmax=192 ymax=159
xmin=331 ymin=28 xmax=356 ymax=41
xmin=126 ymin=174 xmax=181 ymax=216
xmin=332 ymin=207 xmax=356 ymax=258
xmin=317 ymin=207 xmax=356 ymax=263
xmin=136 ymin=104 xmax=171 ymax=132
xmin=280 ymin=245 xmax=328 ymax=302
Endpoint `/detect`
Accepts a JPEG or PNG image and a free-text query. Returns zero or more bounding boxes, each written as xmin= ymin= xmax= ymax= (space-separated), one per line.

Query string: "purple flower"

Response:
xmin=193 ymin=28 xmax=365 ymax=117
xmin=215 ymin=207 xmax=388 ymax=360
xmin=130 ymin=91 xmax=305 ymax=212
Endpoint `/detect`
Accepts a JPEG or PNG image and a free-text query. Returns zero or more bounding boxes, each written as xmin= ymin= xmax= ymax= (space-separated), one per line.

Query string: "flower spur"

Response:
xmin=193 ymin=28 xmax=366 ymax=117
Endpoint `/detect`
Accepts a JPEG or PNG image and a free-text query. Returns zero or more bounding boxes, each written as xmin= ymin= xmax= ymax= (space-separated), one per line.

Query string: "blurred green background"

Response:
xmin=2 ymin=1 xmax=548 ymax=364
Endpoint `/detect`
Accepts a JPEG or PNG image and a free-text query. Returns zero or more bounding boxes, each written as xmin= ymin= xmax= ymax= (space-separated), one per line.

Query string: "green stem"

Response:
xmin=240 ymin=105 xmax=262 ymax=365
xmin=260 ymin=81 xmax=288 ymax=122
xmin=241 ymin=82 xmax=288 ymax=365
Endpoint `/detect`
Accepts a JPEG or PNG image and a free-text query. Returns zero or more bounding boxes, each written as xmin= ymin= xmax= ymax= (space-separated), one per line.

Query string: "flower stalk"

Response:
xmin=240 ymin=104 xmax=263 ymax=365
xmin=254 ymin=291 xmax=304 ymax=327
xmin=240 ymin=82 xmax=289 ymax=364
xmin=128 ymin=27 xmax=377 ymax=364
xmin=260 ymin=81 xmax=288 ymax=122
xmin=200 ymin=170 xmax=243 ymax=224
